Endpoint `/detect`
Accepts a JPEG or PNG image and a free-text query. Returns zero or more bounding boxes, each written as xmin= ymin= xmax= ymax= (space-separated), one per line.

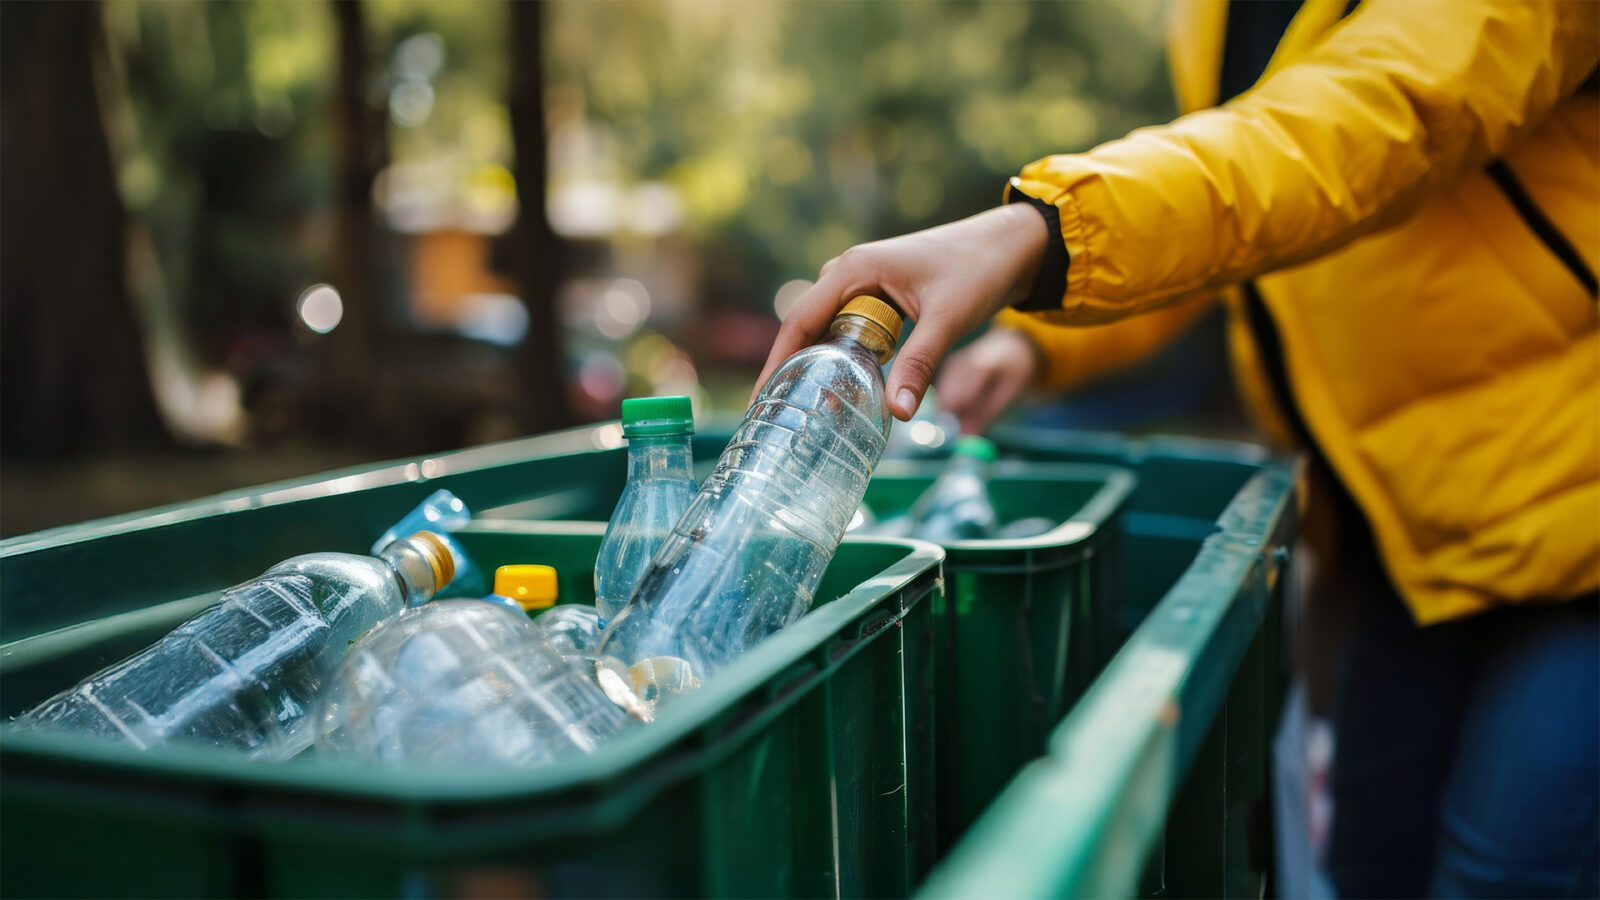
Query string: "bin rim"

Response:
xmin=988 ymin=425 xmax=1276 ymax=468
xmin=870 ymin=459 xmax=1135 ymax=557
xmin=0 ymin=526 xmax=943 ymax=808
xmin=0 ymin=425 xmax=615 ymax=554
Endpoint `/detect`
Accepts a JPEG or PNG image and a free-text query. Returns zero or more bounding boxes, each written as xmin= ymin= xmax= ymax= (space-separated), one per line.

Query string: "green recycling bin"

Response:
xmin=1 ymin=419 xmax=1284 ymax=898
xmin=918 ymin=445 xmax=1297 ymax=900
xmin=861 ymin=460 xmax=1134 ymax=849
xmin=0 ymin=522 xmax=941 ymax=898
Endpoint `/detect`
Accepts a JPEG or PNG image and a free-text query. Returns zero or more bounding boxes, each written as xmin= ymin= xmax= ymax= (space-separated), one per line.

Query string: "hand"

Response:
xmin=752 ymin=203 xmax=1050 ymax=421
xmin=936 ymin=328 xmax=1041 ymax=435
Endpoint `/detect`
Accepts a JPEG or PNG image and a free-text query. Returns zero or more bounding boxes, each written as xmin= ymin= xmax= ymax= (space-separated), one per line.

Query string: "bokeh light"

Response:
xmin=296 ymin=284 xmax=344 ymax=334
xmin=773 ymin=279 xmax=812 ymax=321
xmin=390 ymin=80 xmax=435 ymax=128
xmin=908 ymin=420 xmax=947 ymax=448
xmin=590 ymin=422 xmax=625 ymax=450
xmin=594 ymin=279 xmax=651 ymax=340
xmin=456 ymin=294 xmax=529 ymax=347
xmin=576 ymin=351 xmax=626 ymax=404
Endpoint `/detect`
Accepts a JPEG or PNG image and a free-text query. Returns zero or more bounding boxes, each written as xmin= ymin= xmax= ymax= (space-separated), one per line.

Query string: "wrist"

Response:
xmin=1002 ymin=186 xmax=1069 ymax=313
xmin=988 ymin=203 xmax=1051 ymax=308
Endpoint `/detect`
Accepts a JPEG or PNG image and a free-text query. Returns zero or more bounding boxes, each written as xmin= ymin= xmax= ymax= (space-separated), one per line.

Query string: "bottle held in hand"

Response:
xmin=596 ymin=297 xmax=904 ymax=700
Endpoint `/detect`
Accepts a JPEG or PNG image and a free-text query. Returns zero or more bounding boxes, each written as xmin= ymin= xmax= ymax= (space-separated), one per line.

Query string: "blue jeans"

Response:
xmin=1325 ymin=560 xmax=1599 ymax=898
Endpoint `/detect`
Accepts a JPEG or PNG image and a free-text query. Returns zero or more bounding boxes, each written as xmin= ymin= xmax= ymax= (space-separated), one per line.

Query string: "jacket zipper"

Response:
xmin=1484 ymin=159 xmax=1599 ymax=300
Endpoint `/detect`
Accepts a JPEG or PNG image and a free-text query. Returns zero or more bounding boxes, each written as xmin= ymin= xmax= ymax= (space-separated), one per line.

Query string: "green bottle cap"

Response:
xmin=621 ymin=395 xmax=694 ymax=438
xmin=952 ymin=435 xmax=999 ymax=463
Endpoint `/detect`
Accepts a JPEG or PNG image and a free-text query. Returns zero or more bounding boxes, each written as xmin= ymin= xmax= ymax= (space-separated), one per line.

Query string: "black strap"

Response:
xmin=1485 ymin=160 xmax=1599 ymax=299
xmin=1008 ymin=193 xmax=1072 ymax=313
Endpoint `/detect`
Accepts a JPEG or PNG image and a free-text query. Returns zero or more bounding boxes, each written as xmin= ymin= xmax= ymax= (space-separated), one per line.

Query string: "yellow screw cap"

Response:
xmin=839 ymin=295 xmax=903 ymax=341
xmin=493 ymin=564 xmax=559 ymax=610
xmin=408 ymin=531 xmax=456 ymax=593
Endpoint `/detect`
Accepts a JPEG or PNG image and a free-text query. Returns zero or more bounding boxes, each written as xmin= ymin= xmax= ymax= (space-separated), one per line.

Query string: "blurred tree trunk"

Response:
xmin=507 ymin=0 xmax=575 ymax=434
xmin=0 ymin=0 xmax=171 ymax=459
xmin=326 ymin=0 xmax=383 ymax=408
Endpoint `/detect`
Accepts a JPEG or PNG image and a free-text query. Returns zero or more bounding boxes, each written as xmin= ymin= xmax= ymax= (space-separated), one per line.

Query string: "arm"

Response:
xmin=1011 ymin=0 xmax=1600 ymax=321
xmin=994 ymin=297 xmax=1217 ymax=391
xmin=937 ymin=298 xmax=1217 ymax=434
xmin=760 ymin=0 xmax=1600 ymax=419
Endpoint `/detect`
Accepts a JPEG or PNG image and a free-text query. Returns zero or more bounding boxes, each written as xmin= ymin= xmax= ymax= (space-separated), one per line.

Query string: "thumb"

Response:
xmin=885 ymin=318 xmax=957 ymax=421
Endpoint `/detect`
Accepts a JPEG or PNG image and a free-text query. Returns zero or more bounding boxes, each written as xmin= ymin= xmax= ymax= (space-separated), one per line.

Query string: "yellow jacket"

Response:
xmin=998 ymin=0 xmax=1599 ymax=624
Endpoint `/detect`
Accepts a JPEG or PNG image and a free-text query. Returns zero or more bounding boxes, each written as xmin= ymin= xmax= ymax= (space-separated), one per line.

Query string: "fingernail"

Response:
xmin=897 ymin=388 xmax=916 ymax=412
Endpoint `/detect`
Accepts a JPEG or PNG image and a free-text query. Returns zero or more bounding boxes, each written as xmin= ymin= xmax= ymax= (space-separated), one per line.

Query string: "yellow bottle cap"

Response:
xmin=839 ymin=295 xmax=904 ymax=341
xmin=408 ymin=531 xmax=456 ymax=593
xmin=493 ymin=564 xmax=558 ymax=610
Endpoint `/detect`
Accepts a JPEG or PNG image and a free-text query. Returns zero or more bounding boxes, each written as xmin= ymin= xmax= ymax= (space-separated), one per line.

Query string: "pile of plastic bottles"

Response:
xmin=13 ymin=297 xmax=929 ymax=770
xmin=15 ymin=296 xmax=1069 ymax=769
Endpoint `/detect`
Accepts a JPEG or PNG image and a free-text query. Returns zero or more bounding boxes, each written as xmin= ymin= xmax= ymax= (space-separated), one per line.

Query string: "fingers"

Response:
xmin=885 ymin=314 xmax=959 ymax=421
xmin=954 ymin=380 xmax=1016 ymax=435
xmin=937 ymin=330 xmax=1038 ymax=433
xmin=935 ymin=345 xmax=991 ymax=419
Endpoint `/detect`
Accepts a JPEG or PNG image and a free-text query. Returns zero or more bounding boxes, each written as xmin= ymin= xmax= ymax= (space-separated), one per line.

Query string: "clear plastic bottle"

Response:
xmin=594 ymin=396 xmax=697 ymax=622
xmin=372 ymin=489 xmax=486 ymax=600
xmin=908 ymin=435 xmax=1000 ymax=541
xmin=315 ymin=600 xmax=629 ymax=765
xmin=596 ymin=297 xmax=902 ymax=694
xmin=16 ymin=532 xmax=454 ymax=759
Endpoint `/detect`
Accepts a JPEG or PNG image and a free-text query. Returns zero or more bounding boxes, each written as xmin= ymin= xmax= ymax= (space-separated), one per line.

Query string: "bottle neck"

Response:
xmin=829 ymin=314 xmax=898 ymax=364
xmin=626 ymin=432 xmax=694 ymax=481
xmin=378 ymin=540 xmax=443 ymax=606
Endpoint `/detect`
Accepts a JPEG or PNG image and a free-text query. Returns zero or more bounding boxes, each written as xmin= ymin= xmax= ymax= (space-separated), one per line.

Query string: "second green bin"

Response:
xmin=862 ymin=460 xmax=1134 ymax=846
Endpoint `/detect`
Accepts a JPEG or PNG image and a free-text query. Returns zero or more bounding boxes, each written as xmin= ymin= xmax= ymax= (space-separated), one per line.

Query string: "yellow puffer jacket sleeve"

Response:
xmin=993 ymin=296 xmax=1215 ymax=393
xmin=1006 ymin=0 xmax=1600 ymax=323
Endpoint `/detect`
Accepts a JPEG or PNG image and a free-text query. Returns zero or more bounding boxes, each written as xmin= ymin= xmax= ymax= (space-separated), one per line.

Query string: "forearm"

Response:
xmin=1009 ymin=0 xmax=1600 ymax=323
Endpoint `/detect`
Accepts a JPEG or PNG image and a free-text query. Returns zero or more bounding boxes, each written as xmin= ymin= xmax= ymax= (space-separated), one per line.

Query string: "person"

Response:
xmin=756 ymin=1 xmax=1599 ymax=896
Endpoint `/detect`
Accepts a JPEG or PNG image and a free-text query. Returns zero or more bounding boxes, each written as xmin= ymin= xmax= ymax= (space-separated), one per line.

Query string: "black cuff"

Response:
xmin=1008 ymin=192 xmax=1069 ymax=313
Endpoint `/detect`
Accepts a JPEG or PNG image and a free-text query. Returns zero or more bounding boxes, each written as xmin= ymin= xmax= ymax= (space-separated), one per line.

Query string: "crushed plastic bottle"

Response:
xmin=908 ymin=435 xmax=1000 ymax=541
xmin=596 ymin=296 xmax=902 ymax=699
xmin=594 ymin=396 xmax=697 ymax=622
xmin=315 ymin=599 xmax=630 ymax=765
xmin=16 ymin=532 xmax=455 ymax=758
xmin=373 ymin=489 xmax=486 ymax=600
